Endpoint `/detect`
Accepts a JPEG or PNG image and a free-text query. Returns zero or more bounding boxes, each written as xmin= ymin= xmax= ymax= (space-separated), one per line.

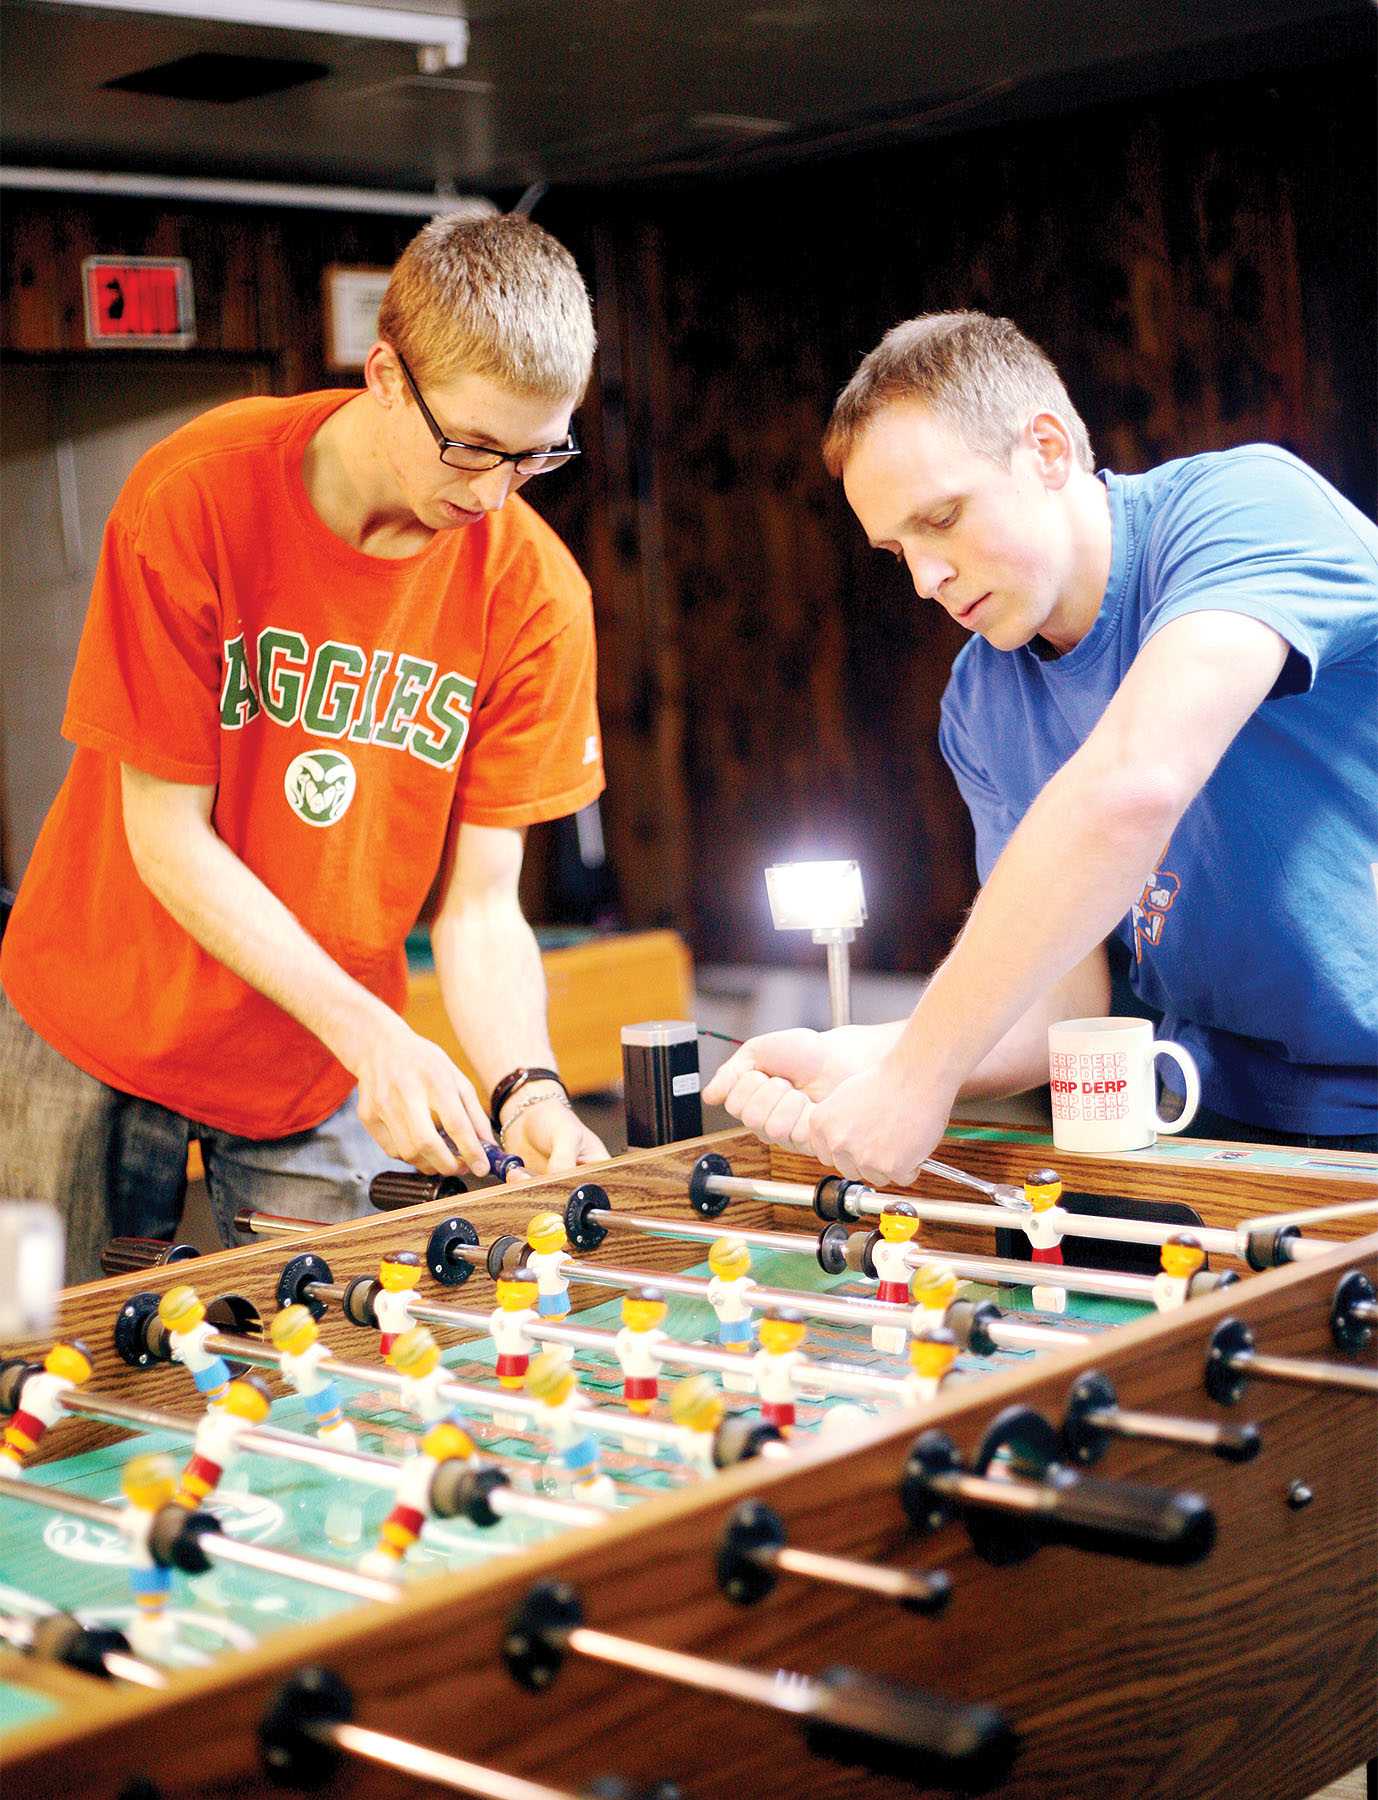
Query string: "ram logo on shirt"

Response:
xmin=219 ymin=630 xmax=476 ymax=772
xmin=1131 ymin=862 xmax=1181 ymax=963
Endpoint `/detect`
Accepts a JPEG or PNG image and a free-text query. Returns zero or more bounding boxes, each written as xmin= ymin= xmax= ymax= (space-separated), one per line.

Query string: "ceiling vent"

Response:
xmin=103 ymin=51 xmax=330 ymax=104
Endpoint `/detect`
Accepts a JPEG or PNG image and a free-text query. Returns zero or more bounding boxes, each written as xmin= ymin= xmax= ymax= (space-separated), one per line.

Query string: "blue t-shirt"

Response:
xmin=939 ymin=445 xmax=1378 ymax=1134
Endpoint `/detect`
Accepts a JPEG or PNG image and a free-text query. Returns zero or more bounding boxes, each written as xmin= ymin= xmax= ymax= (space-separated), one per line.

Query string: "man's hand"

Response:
xmin=807 ymin=1059 xmax=955 ymax=1188
xmin=501 ymin=1094 xmax=608 ymax=1176
xmin=350 ymin=1013 xmax=493 ymax=1178
xmin=701 ymin=1026 xmax=888 ymax=1148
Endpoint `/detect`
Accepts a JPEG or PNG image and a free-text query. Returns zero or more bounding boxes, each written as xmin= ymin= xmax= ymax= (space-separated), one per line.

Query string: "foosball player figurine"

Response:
xmin=525 ymin=1211 xmax=573 ymax=1322
xmin=909 ymin=1261 xmax=962 ymax=1340
xmin=388 ymin=1326 xmax=458 ymax=1426
xmin=173 ymin=1376 xmax=272 ymax=1510
xmin=1153 ymin=1232 xmax=1207 ymax=1312
xmin=489 ymin=1274 xmax=541 ymax=1391
xmin=526 ymin=1351 xmax=617 ymax=1508
xmin=669 ymin=1374 xmax=726 ymax=1477
xmin=706 ymin=1237 xmax=757 ymax=1392
xmin=1023 ymin=1168 xmax=1068 ymax=1314
xmin=119 ymin=1452 xmax=178 ymax=1659
xmin=872 ymin=1200 xmax=922 ymax=1354
xmin=0 ymin=1339 xmax=92 ymax=1475
xmin=904 ymin=1327 xmax=959 ymax=1406
xmin=157 ymin=1285 xmax=231 ymax=1406
xmin=374 ymin=1250 xmax=425 ymax=1358
xmin=270 ymin=1306 xmax=357 ymax=1449
xmin=359 ymin=1419 xmax=479 ymax=1580
xmin=752 ymin=1308 xmax=807 ymax=1434
xmin=614 ymin=1288 xmax=669 ymax=1422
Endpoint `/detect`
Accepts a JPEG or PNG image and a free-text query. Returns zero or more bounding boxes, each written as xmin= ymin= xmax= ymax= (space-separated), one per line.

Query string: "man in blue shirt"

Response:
xmin=704 ymin=312 xmax=1378 ymax=1185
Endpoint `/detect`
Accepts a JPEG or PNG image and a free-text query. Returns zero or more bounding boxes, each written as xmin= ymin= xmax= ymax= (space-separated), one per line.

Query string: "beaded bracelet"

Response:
xmin=498 ymin=1089 xmax=573 ymax=1146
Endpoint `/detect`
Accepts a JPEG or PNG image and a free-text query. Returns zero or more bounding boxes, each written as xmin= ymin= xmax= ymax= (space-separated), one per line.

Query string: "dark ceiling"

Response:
xmin=2 ymin=0 xmax=1373 ymax=196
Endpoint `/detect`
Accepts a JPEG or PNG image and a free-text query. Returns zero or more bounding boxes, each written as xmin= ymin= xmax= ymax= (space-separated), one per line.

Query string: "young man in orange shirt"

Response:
xmin=0 ymin=213 xmax=608 ymax=1281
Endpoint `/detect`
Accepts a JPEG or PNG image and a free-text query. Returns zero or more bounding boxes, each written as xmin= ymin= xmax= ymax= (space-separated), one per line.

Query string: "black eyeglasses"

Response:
xmin=396 ymin=353 xmax=580 ymax=476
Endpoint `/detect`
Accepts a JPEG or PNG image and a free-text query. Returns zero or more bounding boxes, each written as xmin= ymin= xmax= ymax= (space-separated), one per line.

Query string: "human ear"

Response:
xmin=363 ymin=342 xmax=404 ymax=409
xmin=1027 ymin=411 xmax=1075 ymax=489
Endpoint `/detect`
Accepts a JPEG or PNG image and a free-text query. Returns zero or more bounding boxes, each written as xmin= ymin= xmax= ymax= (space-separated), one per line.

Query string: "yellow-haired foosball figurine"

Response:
xmin=120 ymin=1451 xmax=178 ymax=1659
xmin=752 ymin=1309 xmax=807 ymax=1434
xmin=270 ymin=1305 xmax=357 ymax=1448
xmin=1023 ymin=1168 xmax=1068 ymax=1314
xmin=527 ymin=1350 xmax=616 ymax=1507
xmin=706 ymin=1237 xmax=756 ymax=1391
xmin=669 ymin=1374 xmax=726 ymax=1477
xmin=524 ymin=1212 xmax=572 ymax=1322
xmin=373 ymin=1250 xmax=424 ymax=1359
xmin=158 ymin=1285 xmax=231 ymax=1406
xmin=904 ymin=1326 xmax=959 ymax=1406
xmin=173 ymin=1377 xmax=271 ymax=1510
xmin=872 ymin=1200 xmax=921 ymax=1354
xmin=1153 ymin=1232 xmax=1206 ymax=1312
xmin=0 ymin=1340 xmax=92 ymax=1475
xmin=359 ymin=1419 xmax=479 ymax=1579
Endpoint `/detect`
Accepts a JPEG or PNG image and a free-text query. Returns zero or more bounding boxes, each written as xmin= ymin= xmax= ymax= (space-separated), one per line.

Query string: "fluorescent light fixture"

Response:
xmin=1 ymin=167 xmax=495 ymax=216
xmin=42 ymin=0 xmax=468 ymax=68
xmin=765 ymin=860 xmax=867 ymax=934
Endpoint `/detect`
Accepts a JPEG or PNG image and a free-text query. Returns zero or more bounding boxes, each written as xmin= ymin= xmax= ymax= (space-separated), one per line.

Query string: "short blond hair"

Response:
xmin=377 ymin=212 xmax=596 ymax=401
xmin=823 ymin=311 xmax=1093 ymax=476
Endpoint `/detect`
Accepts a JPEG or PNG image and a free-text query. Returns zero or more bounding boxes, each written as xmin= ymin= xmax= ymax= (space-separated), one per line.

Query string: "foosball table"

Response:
xmin=1 ymin=1123 xmax=1375 ymax=1799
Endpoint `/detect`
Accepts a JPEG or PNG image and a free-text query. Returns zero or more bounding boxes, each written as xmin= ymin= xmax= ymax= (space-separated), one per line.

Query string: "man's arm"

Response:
xmin=430 ymin=822 xmax=607 ymax=1176
xmin=958 ymin=943 xmax=1110 ymax=1100
xmin=120 ymin=766 xmax=493 ymax=1177
xmin=803 ymin=609 xmax=1289 ymax=1183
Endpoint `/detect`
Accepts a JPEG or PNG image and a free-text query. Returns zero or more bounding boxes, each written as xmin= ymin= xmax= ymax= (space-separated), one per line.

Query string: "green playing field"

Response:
xmin=0 ymin=1244 xmax=1142 ymax=1736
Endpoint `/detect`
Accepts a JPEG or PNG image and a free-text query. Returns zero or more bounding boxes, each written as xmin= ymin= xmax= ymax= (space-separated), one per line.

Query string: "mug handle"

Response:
xmin=1153 ymin=1040 xmax=1200 ymax=1134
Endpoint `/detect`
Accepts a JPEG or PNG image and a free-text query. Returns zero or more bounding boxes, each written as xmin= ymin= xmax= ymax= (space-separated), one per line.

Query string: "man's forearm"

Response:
xmin=893 ymin=753 xmax=1175 ymax=1094
xmin=431 ymin=902 xmax=556 ymax=1101
xmin=956 ymin=945 xmax=1111 ymax=1100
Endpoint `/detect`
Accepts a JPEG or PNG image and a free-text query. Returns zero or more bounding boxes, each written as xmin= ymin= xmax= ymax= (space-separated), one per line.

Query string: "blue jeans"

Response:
xmin=1 ymin=987 xmax=409 ymax=1283
xmin=113 ymin=1091 xmax=414 ymax=1248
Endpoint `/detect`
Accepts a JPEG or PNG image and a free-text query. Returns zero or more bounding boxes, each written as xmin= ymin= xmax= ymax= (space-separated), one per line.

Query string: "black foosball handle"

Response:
xmin=369 ymin=1169 xmax=467 ymax=1210
xmin=805 ymin=1665 xmax=1018 ymax=1791
xmin=1039 ymin=1466 xmax=1216 ymax=1565
xmin=99 ymin=1236 xmax=200 ymax=1276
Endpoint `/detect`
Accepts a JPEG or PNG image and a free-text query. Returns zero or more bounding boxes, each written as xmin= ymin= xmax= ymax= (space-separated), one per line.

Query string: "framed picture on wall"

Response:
xmin=322 ymin=265 xmax=391 ymax=370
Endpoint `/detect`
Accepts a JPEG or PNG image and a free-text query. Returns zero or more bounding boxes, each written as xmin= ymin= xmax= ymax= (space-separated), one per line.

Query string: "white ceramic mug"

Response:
xmin=1047 ymin=1017 xmax=1200 ymax=1153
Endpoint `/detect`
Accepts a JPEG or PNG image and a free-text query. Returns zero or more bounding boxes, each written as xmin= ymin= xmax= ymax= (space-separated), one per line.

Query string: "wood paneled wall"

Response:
xmin=535 ymin=58 xmax=1376 ymax=970
xmin=3 ymin=58 xmax=1373 ymax=968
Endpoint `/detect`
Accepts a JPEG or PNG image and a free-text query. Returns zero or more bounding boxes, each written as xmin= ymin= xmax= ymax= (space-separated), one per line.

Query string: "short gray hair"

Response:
xmin=823 ymin=311 xmax=1093 ymax=475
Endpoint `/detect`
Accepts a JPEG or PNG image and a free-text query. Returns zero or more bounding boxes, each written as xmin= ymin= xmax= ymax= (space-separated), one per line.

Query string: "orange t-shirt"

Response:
xmin=2 ymin=391 xmax=604 ymax=1137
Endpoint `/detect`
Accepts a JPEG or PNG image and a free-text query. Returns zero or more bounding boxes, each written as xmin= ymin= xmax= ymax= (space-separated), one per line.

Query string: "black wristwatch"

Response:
xmin=489 ymin=1066 xmax=565 ymax=1134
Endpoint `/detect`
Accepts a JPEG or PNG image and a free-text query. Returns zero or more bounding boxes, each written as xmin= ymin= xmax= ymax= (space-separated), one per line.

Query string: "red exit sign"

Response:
xmin=82 ymin=256 xmax=196 ymax=347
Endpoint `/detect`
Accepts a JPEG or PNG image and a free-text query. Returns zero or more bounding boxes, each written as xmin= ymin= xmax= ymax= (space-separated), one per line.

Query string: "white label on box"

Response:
xmin=672 ymin=1072 xmax=701 ymax=1097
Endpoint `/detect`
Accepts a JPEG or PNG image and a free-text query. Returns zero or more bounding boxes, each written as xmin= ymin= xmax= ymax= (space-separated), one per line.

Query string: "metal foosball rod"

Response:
xmin=192 ymin=1323 xmax=945 ymax=1605
xmin=1060 ymin=1371 xmax=1261 ymax=1466
xmin=217 ymin=1196 xmax=1186 ymax=1308
xmin=714 ymin=1499 xmax=952 ymax=1614
xmin=0 ymin=1608 xmax=167 ymax=1689
xmin=559 ymin=1184 xmax=1206 ymax=1305
xmin=0 ymin=1472 xmax=400 ymax=1605
xmin=1204 ymin=1318 xmax=1378 ymax=1405
xmin=683 ymin=1153 xmax=1340 ymax=1265
xmin=206 ymin=1330 xmax=750 ymax=1461
xmin=901 ymin=1405 xmax=1217 ymax=1567
xmin=301 ymin=1277 xmax=912 ymax=1403
xmin=502 ymin=1579 xmax=1018 ymax=1790
xmin=53 ymin=1382 xmax=606 ymax=1534
xmin=260 ymin=1666 xmax=680 ymax=1800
